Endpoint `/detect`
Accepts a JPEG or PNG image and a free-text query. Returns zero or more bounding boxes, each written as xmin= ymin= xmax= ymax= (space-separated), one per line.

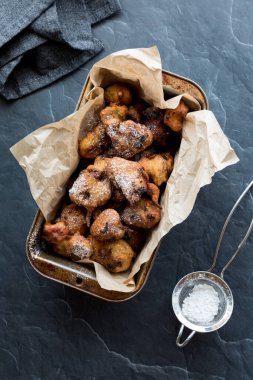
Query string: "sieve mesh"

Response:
xmin=178 ymin=278 xmax=227 ymax=328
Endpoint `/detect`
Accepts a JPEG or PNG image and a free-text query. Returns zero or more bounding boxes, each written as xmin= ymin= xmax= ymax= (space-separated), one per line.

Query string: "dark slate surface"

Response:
xmin=0 ymin=1 xmax=253 ymax=379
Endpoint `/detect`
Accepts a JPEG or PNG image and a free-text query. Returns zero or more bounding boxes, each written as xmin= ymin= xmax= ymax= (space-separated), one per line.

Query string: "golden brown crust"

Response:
xmin=147 ymin=182 xmax=160 ymax=204
xmin=111 ymin=187 xmax=125 ymax=203
xmin=139 ymin=152 xmax=174 ymax=186
xmin=105 ymin=83 xmax=133 ymax=105
xmin=161 ymin=152 xmax=174 ymax=172
xmin=163 ymin=100 xmax=189 ymax=132
xmin=52 ymin=235 xmax=92 ymax=260
xmin=90 ymin=209 xmax=125 ymax=241
xmin=123 ymin=226 xmax=146 ymax=252
xmin=79 ymin=123 xmax=109 ymax=159
xmin=127 ymin=98 xmax=148 ymax=122
xmin=69 ymin=166 xmax=111 ymax=211
xmin=43 ymin=205 xmax=88 ymax=257
xmin=53 ymin=239 xmax=72 ymax=257
xmin=43 ymin=221 xmax=69 ymax=244
xmin=121 ymin=199 xmax=161 ymax=229
xmin=60 ymin=204 xmax=87 ymax=235
xmin=105 ymin=157 xmax=149 ymax=205
xmin=93 ymin=155 xmax=109 ymax=172
xmin=141 ymin=106 xmax=169 ymax=147
xmin=100 ymin=105 xmax=128 ymax=129
xmin=90 ymin=236 xmax=135 ymax=273
xmin=67 ymin=235 xmax=92 ymax=262
xmin=106 ymin=120 xmax=153 ymax=159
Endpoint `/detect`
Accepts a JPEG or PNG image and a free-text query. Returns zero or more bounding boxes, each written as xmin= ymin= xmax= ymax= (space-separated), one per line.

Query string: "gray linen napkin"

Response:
xmin=0 ymin=0 xmax=120 ymax=100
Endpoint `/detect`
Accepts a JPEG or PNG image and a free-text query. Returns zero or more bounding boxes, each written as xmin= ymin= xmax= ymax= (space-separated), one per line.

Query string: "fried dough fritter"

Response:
xmin=90 ymin=193 xmax=125 ymax=219
xmin=43 ymin=204 xmax=88 ymax=256
xmin=91 ymin=208 xmax=103 ymax=220
xmin=142 ymin=106 xmax=164 ymax=124
xmin=102 ymin=147 xmax=121 ymax=158
xmin=90 ymin=237 xmax=135 ymax=273
xmin=127 ymin=98 xmax=148 ymax=122
xmin=161 ymin=152 xmax=174 ymax=170
xmin=67 ymin=235 xmax=93 ymax=262
xmin=106 ymin=120 xmax=153 ymax=159
xmin=141 ymin=106 xmax=169 ymax=147
xmin=147 ymin=182 xmax=160 ymax=204
xmin=121 ymin=199 xmax=161 ymax=229
xmin=139 ymin=152 xmax=174 ymax=186
xmin=43 ymin=221 xmax=69 ymax=244
xmin=43 ymin=82 xmax=187 ymax=274
xmin=52 ymin=234 xmax=92 ymax=260
xmin=100 ymin=105 xmax=128 ymax=129
xmin=53 ymin=239 xmax=72 ymax=257
xmin=90 ymin=209 xmax=125 ymax=241
xmin=106 ymin=157 xmax=149 ymax=205
xmin=79 ymin=123 xmax=109 ymax=159
xmin=127 ymin=106 xmax=141 ymax=123
xmin=123 ymin=226 xmax=146 ymax=252
xmin=111 ymin=187 xmax=125 ymax=203
xmin=93 ymin=155 xmax=109 ymax=172
xmin=69 ymin=165 xmax=111 ymax=212
xmin=59 ymin=204 xmax=87 ymax=235
xmin=89 ymin=190 xmax=125 ymax=223
xmin=164 ymin=100 xmax=189 ymax=132
xmin=105 ymin=83 xmax=133 ymax=105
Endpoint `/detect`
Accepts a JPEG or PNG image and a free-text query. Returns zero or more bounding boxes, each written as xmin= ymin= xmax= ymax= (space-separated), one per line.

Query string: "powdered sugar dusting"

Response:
xmin=107 ymin=120 xmax=153 ymax=158
xmin=69 ymin=168 xmax=111 ymax=209
xmin=182 ymin=284 xmax=220 ymax=324
xmin=106 ymin=157 xmax=148 ymax=204
xmin=70 ymin=237 xmax=92 ymax=261
xmin=90 ymin=209 xmax=125 ymax=239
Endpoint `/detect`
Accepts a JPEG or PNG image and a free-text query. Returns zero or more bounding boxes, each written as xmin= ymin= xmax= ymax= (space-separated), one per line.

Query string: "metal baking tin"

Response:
xmin=26 ymin=69 xmax=208 ymax=302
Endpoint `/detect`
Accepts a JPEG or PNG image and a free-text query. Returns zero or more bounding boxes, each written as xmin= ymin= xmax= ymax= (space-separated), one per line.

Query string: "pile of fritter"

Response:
xmin=43 ymin=83 xmax=189 ymax=273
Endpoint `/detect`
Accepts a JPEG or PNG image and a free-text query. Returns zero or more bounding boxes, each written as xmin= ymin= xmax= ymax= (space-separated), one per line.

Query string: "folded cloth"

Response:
xmin=0 ymin=0 xmax=120 ymax=100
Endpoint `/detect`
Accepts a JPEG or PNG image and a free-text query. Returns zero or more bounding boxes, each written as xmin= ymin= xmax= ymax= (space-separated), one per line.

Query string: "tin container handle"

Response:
xmin=176 ymin=324 xmax=196 ymax=347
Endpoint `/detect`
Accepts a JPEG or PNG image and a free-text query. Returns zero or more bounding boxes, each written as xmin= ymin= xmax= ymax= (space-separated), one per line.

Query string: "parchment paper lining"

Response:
xmin=10 ymin=46 xmax=239 ymax=292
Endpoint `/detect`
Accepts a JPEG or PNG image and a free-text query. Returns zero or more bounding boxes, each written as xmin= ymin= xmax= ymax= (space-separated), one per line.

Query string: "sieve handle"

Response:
xmin=220 ymin=217 xmax=253 ymax=278
xmin=208 ymin=180 xmax=253 ymax=276
xmin=176 ymin=324 xmax=196 ymax=348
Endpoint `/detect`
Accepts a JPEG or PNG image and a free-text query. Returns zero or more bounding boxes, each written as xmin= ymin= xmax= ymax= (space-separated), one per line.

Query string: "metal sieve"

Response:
xmin=172 ymin=180 xmax=253 ymax=347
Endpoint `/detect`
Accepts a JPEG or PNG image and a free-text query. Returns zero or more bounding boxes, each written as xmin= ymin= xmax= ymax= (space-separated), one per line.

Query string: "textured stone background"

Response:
xmin=0 ymin=0 xmax=253 ymax=379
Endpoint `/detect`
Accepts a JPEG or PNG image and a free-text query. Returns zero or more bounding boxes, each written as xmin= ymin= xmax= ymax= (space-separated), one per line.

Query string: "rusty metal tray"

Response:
xmin=26 ymin=69 xmax=208 ymax=302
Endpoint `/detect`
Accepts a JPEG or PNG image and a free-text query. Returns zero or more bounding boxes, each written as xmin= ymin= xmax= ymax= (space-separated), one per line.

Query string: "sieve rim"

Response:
xmin=172 ymin=271 xmax=234 ymax=333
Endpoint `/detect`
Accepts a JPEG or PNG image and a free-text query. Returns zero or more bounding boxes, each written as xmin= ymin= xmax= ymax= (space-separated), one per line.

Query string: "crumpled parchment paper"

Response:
xmin=10 ymin=46 xmax=239 ymax=292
